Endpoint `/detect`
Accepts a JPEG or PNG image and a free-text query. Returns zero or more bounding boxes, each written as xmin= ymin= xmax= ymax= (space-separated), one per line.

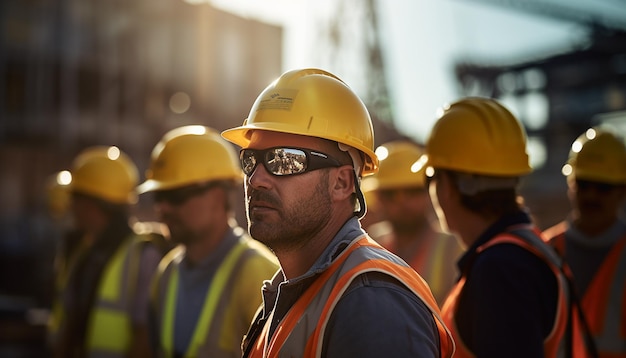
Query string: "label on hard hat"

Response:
xmin=257 ymin=89 xmax=298 ymax=111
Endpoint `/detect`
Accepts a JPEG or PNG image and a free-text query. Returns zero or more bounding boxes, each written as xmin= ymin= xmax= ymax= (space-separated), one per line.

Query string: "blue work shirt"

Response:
xmin=256 ymin=216 xmax=440 ymax=357
xmin=455 ymin=210 xmax=558 ymax=357
xmin=173 ymin=229 xmax=240 ymax=355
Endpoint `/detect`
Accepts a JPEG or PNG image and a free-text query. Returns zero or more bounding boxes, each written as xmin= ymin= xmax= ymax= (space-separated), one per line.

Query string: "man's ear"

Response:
xmin=331 ymin=166 xmax=356 ymax=201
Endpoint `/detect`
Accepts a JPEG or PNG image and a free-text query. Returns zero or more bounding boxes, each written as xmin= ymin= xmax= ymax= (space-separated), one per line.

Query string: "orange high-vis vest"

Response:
xmin=441 ymin=227 xmax=569 ymax=358
xmin=547 ymin=223 xmax=626 ymax=358
xmin=248 ymin=235 xmax=455 ymax=358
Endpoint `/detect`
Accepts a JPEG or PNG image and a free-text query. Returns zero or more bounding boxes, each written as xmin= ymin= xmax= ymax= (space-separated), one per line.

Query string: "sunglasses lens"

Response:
xmin=264 ymin=148 xmax=307 ymax=176
xmin=154 ymin=191 xmax=185 ymax=205
xmin=240 ymin=147 xmax=339 ymax=177
xmin=154 ymin=183 xmax=216 ymax=205
xmin=241 ymin=150 xmax=258 ymax=176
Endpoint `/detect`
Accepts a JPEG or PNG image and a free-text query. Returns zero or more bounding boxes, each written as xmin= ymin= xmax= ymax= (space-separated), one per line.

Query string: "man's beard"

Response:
xmin=246 ymin=174 xmax=332 ymax=252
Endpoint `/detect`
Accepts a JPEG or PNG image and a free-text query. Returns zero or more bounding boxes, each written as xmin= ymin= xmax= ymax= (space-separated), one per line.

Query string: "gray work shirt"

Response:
xmin=259 ymin=217 xmax=440 ymax=357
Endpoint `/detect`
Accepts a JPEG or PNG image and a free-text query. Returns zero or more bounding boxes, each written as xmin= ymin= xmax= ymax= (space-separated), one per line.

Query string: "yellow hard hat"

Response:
xmin=70 ymin=146 xmax=139 ymax=204
xmin=45 ymin=170 xmax=72 ymax=218
xmin=362 ymin=140 xmax=425 ymax=192
xmin=137 ymin=125 xmax=243 ymax=193
xmin=221 ymin=68 xmax=378 ymax=177
xmin=423 ymin=97 xmax=532 ymax=176
xmin=562 ymin=128 xmax=626 ymax=184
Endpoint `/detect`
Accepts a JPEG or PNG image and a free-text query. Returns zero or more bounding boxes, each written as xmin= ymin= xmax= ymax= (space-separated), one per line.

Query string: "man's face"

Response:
xmin=377 ymin=186 xmax=430 ymax=233
xmin=153 ymin=183 xmax=223 ymax=246
xmin=569 ymin=178 xmax=626 ymax=233
xmin=242 ymin=131 xmax=337 ymax=252
xmin=70 ymin=192 xmax=106 ymax=233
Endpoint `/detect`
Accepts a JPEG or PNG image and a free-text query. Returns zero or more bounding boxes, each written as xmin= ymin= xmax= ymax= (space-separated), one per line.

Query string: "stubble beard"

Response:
xmin=161 ymin=214 xmax=198 ymax=247
xmin=247 ymin=175 xmax=332 ymax=252
xmin=167 ymin=225 xmax=197 ymax=247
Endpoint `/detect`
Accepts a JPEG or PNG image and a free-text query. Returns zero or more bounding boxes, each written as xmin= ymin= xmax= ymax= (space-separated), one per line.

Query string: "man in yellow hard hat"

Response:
xmin=51 ymin=146 xmax=168 ymax=358
xmin=417 ymin=97 xmax=571 ymax=357
xmin=45 ymin=169 xmax=82 ymax=351
xmin=544 ymin=127 xmax=626 ymax=357
xmin=221 ymin=68 xmax=454 ymax=358
xmin=137 ymin=125 xmax=278 ymax=358
xmin=362 ymin=140 xmax=464 ymax=304
xmin=44 ymin=170 xmax=78 ymax=284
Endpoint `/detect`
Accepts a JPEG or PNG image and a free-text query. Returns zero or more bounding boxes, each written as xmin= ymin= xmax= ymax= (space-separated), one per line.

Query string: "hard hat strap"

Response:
xmin=337 ymin=143 xmax=363 ymax=178
xmin=353 ymin=171 xmax=367 ymax=219
xmin=337 ymin=142 xmax=367 ymax=218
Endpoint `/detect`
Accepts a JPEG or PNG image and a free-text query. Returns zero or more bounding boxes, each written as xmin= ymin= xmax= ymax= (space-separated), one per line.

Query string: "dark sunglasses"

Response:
xmin=575 ymin=179 xmax=619 ymax=194
xmin=240 ymin=147 xmax=342 ymax=176
xmin=153 ymin=182 xmax=220 ymax=205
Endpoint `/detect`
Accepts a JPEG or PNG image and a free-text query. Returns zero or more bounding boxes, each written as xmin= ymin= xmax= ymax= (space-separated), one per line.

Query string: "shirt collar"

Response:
xmin=265 ymin=216 xmax=365 ymax=289
xmin=457 ymin=210 xmax=533 ymax=275
xmin=180 ymin=227 xmax=240 ymax=270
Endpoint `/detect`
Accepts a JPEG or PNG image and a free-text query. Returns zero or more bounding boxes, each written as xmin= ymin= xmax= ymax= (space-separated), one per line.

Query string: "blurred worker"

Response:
xmin=222 ymin=68 xmax=454 ymax=357
xmin=51 ymin=146 xmax=167 ymax=358
xmin=46 ymin=169 xmax=83 ymax=349
xmin=362 ymin=140 xmax=464 ymax=304
xmin=138 ymin=125 xmax=278 ymax=358
xmin=544 ymin=127 xmax=626 ymax=358
xmin=44 ymin=170 xmax=76 ymax=289
xmin=419 ymin=97 xmax=570 ymax=357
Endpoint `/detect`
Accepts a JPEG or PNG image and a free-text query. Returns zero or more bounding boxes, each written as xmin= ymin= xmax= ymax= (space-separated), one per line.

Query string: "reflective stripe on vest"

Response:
xmin=551 ymin=230 xmax=626 ymax=357
xmin=85 ymin=235 xmax=149 ymax=357
xmin=157 ymin=238 xmax=250 ymax=358
xmin=441 ymin=227 xmax=569 ymax=358
xmin=250 ymin=235 xmax=455 ymax=358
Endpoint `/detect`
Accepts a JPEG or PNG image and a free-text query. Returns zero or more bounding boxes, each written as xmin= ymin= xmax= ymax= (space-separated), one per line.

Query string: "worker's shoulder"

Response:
xmin=473 ymin=239 xmax=555 ymax=281
xmin=340 ymin=271 xmax=436 ymax=323
xmin=541 ymin=221 xmax=568 ymax=242
xmin=235 ymin=228 xmax=279 ymax=277
xmin=239 ymin=243 xmax=279 ymax=272
xmin=130 ymin=221 xmax=175 ymax=255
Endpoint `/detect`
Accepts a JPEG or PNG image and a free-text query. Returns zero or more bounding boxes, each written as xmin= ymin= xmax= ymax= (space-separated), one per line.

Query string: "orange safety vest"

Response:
xmin=547 ymin=224 xmax=626 ymax=358
xmin=441 ymin=227 xmax=569 ymax=358
xmin=248 ymin=235 xmax=455 ymax=358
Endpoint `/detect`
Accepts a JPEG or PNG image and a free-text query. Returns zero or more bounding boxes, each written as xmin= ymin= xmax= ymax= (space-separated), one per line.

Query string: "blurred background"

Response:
xmin=1 ymin=0 xmax=626 ymax=356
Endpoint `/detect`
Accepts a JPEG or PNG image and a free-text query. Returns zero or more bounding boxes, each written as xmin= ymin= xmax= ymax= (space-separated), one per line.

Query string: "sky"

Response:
xmin=207 ymin=0 xmax=625 ymax=142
